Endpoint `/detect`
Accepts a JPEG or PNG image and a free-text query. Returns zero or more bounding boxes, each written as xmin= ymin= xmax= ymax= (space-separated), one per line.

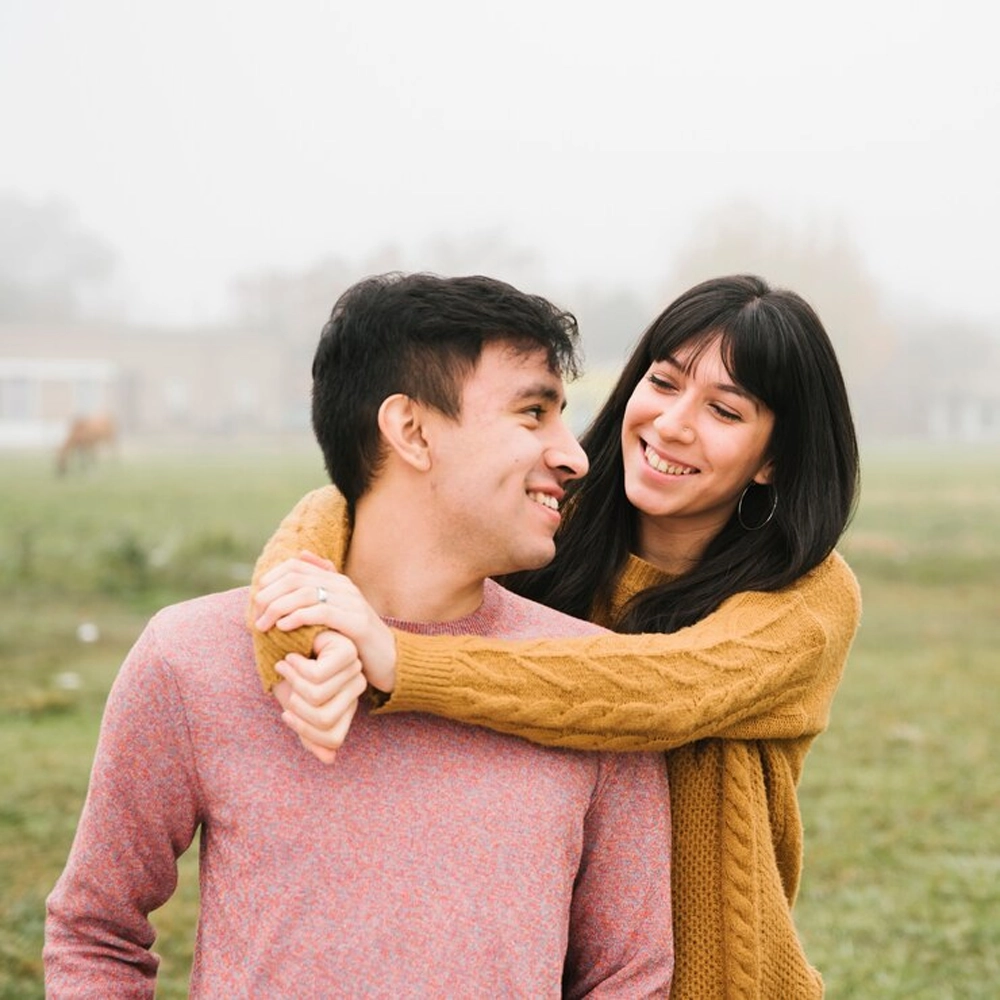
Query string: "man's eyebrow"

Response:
xmin=512 ymin=383 xmax=566 ymax=407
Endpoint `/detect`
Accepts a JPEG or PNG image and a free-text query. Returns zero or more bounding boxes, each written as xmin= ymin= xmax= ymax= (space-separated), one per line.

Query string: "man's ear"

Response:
xmin=753 ymin=459 xmax=775 ymax=486
xmin=378 ymin=394 xmax=431 ymax=471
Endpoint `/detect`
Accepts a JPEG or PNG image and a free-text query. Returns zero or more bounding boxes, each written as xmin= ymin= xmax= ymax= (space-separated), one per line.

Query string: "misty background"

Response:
xmin=2 ymin=0 xmax=998 ymax=448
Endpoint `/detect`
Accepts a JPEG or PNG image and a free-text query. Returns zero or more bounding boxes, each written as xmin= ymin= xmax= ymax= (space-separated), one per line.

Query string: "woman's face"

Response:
xmin=620 ymin=337 xmax=775 ymax=560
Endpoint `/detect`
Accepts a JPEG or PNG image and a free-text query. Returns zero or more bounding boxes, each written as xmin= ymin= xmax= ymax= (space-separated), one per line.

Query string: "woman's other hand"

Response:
xmin=253 ymin=550 xmax=397 ymax=693
xmin=274 ymin=630 xmax=367 ymax=764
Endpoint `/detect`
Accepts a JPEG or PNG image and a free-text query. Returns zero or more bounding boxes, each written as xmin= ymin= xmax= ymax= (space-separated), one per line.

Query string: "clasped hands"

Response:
xmin=253 ymin=551 xmax=397 ymax=764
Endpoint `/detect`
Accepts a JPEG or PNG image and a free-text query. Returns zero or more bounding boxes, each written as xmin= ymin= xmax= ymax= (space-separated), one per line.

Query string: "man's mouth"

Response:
xmin=643 ymin=444 xmax=698 ymax=476
xmin=527 ymin=491 xmax=560 ymax=511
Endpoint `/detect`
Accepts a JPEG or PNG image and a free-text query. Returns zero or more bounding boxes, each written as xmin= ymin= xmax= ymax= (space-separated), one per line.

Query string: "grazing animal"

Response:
xmin=55 ymin=414 xmax=118 ymax=476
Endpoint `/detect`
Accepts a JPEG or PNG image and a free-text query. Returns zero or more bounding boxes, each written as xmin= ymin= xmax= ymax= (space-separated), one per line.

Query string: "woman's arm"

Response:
xmin=250 ymin=487 xmax=861 ymax=753
xmin=386 ymin=577 xmax=857 ymax=751
xmin=248 ymin=486 xmax=352 ymax=689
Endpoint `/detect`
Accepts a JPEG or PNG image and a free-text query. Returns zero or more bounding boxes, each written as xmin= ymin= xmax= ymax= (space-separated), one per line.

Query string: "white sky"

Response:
xmin=2 ymin=0 xmax=998 ymax=326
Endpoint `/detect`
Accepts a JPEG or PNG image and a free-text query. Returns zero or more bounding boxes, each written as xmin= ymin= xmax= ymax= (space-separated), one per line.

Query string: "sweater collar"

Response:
xmin=383 ymin=579 xmax=504 ymax=636
xmin=596 ymin=552 xmax=676 ymax=627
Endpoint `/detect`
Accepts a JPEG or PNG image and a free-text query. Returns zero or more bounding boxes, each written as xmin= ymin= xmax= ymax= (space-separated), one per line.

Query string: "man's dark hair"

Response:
xmin=311 ymin=272 xmax=583 ymax=505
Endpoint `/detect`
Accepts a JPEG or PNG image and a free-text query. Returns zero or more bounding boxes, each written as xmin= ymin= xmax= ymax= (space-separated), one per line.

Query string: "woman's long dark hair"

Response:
xmin=504 ymin=274 xmax=860 ymax=634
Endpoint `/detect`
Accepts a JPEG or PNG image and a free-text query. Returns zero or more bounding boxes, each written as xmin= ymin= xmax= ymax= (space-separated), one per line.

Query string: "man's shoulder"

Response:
xmin=484 ymin=580 xmax=606 ymax=640
xmin=150 ymin=586 xmax=249 ymax=634
xmin=140 ymin=587 xmax=252 ymax=674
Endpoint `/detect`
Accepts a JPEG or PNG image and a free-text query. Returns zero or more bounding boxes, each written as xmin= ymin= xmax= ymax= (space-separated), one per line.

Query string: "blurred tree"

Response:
xmin=665 ymin=201 xmax=896 ymax=391
xmin=569 ymin=286 xmax=653 ymax=367
xmin=416 ymin=229 xmax=544 ymax=291
xmin=0 ymin=194 xmax=117 ymax=321
xmin=229 ymin=255 xmax=363 ymax=343
xmin=229 ymin=229 xmax=548 ymax=344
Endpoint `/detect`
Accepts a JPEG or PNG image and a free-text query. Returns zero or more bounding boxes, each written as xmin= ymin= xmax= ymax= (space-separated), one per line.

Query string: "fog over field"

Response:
xmin=2 ymin=0 xmax=997 ymax=331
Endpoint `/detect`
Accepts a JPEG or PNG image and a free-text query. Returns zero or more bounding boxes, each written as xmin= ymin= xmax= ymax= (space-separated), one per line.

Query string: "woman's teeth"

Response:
xmin=644 ymin=446 xmax=696 ymax=475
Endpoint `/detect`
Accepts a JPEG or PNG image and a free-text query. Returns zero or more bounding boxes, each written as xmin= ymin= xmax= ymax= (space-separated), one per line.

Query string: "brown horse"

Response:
xmin=55 ymin=414 xmax=118 ymax=476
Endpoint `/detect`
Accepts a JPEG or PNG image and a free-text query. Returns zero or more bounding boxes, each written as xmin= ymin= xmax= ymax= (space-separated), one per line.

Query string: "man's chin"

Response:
xmin=516 ymin=542 xmax=557 ymax=573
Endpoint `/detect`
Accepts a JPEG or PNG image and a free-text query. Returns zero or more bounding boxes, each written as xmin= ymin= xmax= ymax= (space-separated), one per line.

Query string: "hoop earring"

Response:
xmin=738 ymin=482 xmax=778 ymax=531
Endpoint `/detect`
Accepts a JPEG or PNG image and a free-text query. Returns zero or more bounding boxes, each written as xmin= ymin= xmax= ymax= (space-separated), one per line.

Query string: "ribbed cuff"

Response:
xmin=370 ymin=631 xmax=460 ymax=715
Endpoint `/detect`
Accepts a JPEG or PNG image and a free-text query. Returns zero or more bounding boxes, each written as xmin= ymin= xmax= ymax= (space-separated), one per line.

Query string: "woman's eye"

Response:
xmin=712 ymin=404 xmax=741 ymax=422
xmin=648 ymin=374 xmax=676 ymax=391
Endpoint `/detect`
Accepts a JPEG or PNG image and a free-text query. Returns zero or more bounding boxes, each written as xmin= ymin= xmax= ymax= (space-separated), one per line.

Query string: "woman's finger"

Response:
xmin=286 ymin=669 xmax=367 ymax=731
xmin=280 ymin=649 xmax=362 ymax=709
xmin=281 ymin=673 xmax=367 ymax=748
xmin=258 ymin=556 xmax=326 ymax=589
xmin=254 ymin=561 xmax=331 ymax=602
xmin=297 ymin=550 xmax=336 ymax=572
xmin=254 ymin=573 xmax=363 ymax=630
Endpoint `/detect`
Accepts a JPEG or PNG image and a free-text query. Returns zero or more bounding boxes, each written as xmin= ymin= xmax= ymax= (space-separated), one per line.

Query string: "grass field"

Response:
xmin=1 ymin=445 xmax=997 ymax=998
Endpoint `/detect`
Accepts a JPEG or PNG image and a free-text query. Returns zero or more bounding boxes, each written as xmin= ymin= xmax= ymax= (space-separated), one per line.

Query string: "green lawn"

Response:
xmin=1 ymin=445 xmax=996 ymax=998
xmin=796 ymin=447 xmax=1000 ymax=998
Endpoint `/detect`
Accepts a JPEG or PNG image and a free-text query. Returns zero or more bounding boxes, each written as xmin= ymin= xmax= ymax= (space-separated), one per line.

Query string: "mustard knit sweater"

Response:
xmin=250 ymin=486 xmax=862 ymax=1000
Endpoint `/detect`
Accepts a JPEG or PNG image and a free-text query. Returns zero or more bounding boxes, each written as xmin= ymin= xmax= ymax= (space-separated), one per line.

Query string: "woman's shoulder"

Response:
xmin=778 ymin=549 xmax=862 ymax=637
xmin=795 ymin=549 xmax=860 ymax=603
xmin=701 ymin=550 xmax=859 ymax=645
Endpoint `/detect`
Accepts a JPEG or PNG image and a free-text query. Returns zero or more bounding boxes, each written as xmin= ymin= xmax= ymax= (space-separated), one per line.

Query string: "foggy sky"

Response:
xmin=2 ymin=0 xmax=998 ymax=327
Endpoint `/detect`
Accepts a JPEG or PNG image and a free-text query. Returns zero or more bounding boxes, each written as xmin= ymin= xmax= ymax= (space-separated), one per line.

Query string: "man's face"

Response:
xmin=421 ymin=341 xmax=588 ymax=581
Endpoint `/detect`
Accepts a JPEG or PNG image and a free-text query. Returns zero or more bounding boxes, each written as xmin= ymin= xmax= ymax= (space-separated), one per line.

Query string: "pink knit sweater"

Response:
xmin=45 ymin=583 xmax=673 ymax=998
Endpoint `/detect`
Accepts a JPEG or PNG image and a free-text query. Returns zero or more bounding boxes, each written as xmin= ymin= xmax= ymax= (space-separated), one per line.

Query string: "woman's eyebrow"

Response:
xmin=712 ymin=381 xmax=760 ymax=411
xmin=659 ymin=354 xmax=760 ymax=411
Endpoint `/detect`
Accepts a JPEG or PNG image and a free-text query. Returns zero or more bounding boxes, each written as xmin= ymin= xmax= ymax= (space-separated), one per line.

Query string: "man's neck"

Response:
xmin=345 ymin=493 xmax=486 ymax=623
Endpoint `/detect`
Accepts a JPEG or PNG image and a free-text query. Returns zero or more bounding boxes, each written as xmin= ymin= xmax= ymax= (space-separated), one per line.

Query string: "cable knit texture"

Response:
xmin=249 ymin=485 xmax=862 ymax=1000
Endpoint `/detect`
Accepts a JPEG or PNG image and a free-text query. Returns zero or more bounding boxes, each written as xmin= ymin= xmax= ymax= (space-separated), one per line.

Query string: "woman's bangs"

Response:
xmin=723 ymin=323 xmax=784 ymax=414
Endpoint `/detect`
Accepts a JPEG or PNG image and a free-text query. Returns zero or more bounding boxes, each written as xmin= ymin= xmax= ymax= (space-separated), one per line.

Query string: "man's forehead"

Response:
xmin=463 ymin=343 xmax=567 ymax=405
xmin=479 ymin=338 xmax=552 ymax=362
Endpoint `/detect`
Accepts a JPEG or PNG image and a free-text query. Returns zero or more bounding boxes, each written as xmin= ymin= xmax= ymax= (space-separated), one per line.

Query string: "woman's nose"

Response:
xmin=653 ymin=404 xmax=696 ymax=442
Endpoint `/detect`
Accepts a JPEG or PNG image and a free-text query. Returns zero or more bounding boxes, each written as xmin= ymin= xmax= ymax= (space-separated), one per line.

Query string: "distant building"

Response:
xmin=0 ymin=357 xmax=117 ymax=447
xmin=851 ymin=321 xmax=1000 ymax=443
xmin=927 ymin=393 xmax=1000 ymax=443
xmin=5 ymin=317 xmax=999 ymax=450
xmin=0 ymin=323 xmax=311 ymax=449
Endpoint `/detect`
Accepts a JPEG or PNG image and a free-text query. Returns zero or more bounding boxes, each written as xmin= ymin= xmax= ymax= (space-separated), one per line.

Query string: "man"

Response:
xmin=45 ymin=272 xmax=673 ymax=997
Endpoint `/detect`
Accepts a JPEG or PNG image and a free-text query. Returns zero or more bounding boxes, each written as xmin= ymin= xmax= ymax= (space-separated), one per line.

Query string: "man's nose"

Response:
xmin=547 ymin=424 xmax=589 ymax=481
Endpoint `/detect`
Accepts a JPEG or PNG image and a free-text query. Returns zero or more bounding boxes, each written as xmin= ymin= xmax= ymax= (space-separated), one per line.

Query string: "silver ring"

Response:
xmin=316 ymin=586 xmax=328 ymax=604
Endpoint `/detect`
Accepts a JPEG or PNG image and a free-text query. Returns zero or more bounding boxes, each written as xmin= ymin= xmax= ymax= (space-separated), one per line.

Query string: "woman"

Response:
xmin=251 ymin=274 xmax=861 ymax=998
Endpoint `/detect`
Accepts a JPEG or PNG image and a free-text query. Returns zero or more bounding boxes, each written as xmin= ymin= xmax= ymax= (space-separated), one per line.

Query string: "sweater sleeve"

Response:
xmin=248 ymin=486 xmax=351 ymax=690
xmin=563 ymin=751 xmax=674 ymax=997
xmin=383 ymin=563 xmax=859 ymax=750
xmin=44 ymin=624 xmax=202 ymax=998
xmin=249 ymin=487 xmax=862 ymax=752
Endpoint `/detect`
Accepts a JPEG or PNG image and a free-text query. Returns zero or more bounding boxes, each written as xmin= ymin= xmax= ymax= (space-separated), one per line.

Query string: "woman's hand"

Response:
xmin=253 ymin=550 xmax=397 ymax=693
xmin=274 ymin=630 xmax=368 ymax=764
